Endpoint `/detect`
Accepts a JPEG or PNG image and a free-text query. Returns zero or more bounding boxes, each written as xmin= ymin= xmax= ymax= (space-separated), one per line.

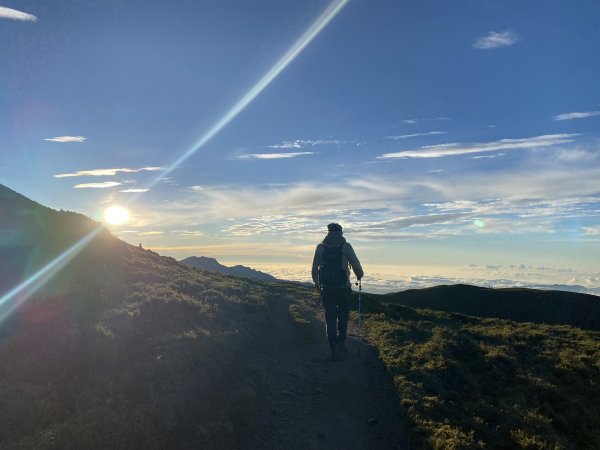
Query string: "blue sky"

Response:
xmin=1 ymin=0 xmax=599 ymax=293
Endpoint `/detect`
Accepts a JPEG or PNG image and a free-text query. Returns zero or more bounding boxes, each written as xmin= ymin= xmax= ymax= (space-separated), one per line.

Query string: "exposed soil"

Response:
xmin=244 ymin=293 xmax=410 ymax=450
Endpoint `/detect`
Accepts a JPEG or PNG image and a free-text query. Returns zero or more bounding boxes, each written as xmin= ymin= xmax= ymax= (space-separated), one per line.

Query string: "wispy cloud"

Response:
xmin=377 ymin=134 xmax=576 ymax=159
xmin=119 ymin=188 xmax=149 ymax=193
xmin=173 ymin=230 xmax=205 ymax=237
xmin=54 ymin=167 xmax=162 ymax=178
xmin=473 ymin=30 xmax=520 ymax=49
xmin=554 ymin=149 xmax=596 ymax=162
xmin=377 ymin=213 xmax=470 ymax=229
xmin=467 ymin=153 xmax=506 ymax=160
xmin=44 ymin=136 xmax=87 ymax=143
xmin=268 ymin=139 xmax=359 ymax=149
xmin=553 ymin=111 xmax=600 ymax=121
xmin=383 ymin=131 xmax=447 ymax=140
xmin=0 ymin=6 xmax=37 ymax=22
xmin=73 ymin=182 xmax=122 ymax=189
xmin=398 ymin=118 xmax=450 ymax=126
xmin=235 ymin=152 xmax=316 ymax=160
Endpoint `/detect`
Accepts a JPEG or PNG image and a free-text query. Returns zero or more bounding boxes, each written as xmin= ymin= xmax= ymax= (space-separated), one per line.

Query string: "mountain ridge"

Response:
xmin=1 ymin=183 xmax=599 ymax=449
xmin=180 ymin=255 xmax=278 ymax=282
xmin=372 ymin=283 xmax=600 ymax=330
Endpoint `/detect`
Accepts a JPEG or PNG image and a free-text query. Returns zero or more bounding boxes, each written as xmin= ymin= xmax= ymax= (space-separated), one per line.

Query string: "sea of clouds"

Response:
xmin=249 ymin=263 xmax=600 ymax=296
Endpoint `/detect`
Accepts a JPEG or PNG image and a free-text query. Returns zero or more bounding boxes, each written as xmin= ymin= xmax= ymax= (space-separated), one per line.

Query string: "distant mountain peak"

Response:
xmin=179 ymin=256 xmax=277 ymax=282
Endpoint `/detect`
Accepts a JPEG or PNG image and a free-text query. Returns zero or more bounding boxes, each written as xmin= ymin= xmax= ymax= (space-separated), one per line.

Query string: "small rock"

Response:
xmin=367 ymin=417 xmax=378 ymax=425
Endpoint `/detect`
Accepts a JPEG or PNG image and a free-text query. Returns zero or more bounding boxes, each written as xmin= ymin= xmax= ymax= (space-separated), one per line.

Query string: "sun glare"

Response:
xmin=104 ymin=206 xmax=130 ymax=225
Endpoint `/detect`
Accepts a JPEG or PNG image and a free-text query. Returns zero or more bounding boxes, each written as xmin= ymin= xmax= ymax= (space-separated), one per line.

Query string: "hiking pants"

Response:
xmin=322 ymin=287 xmax=351 ymax=346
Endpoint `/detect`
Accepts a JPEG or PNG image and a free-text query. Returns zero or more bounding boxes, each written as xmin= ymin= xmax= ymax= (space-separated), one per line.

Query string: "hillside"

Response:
xmin=373 ymin=284 xmax=600 ymax=331
xmin=360 ymin=303 xmax=600 ymax=449
xmin=0 ymin=185 xmax=280 ymax=448
xmin=0 ymin=184 xmax=105 ymax=293
xmin=0 ymin=184 xmax=409 ymax=449
xmin=180 ymin=255 xmax=277 ymax=281
xmin=1 ymin=183 xmax=599 ymax=449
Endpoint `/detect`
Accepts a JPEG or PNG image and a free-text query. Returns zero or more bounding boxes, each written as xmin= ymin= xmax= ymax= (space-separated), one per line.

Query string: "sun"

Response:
xmin=104 ymin=206 xmax=130 ymax=225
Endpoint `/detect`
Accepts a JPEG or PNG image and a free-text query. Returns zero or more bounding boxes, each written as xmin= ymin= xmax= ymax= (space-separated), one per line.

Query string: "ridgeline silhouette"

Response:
xmin=180 ymin=256 xmax=278 ymax=282
xmin=363 ymin=283 xmax=600 ymax=331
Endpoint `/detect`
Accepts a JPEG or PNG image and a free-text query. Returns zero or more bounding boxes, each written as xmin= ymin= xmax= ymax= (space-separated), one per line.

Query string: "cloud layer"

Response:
xmin=246 ymin=262 xmax=600 ymax=295
xmin=119 ymin=188 xmax=149 ymax=193
xmin=268 ymin=139 xmax=358 ymax=149
xmin=55 ymin=167 xmax=161 ymax=178
xmin=383 ymin=131 xmax=447 ymax=140
xmin=0 ymin=6 xmax=37 ymax=22
xmin=73 ymin=182 xmax=122 ymax=189
xmin=235 ymin=152 xmax=316 ymax=160
xmin=553 ymin=111 xmax=600 ymax=121
xmin=473 ymin=30 xmax=520 ymax=49
xmin=45 ymin=136 xmax=87 ymax=143
xmin=377 ymin=134 xmax=575 ymax=159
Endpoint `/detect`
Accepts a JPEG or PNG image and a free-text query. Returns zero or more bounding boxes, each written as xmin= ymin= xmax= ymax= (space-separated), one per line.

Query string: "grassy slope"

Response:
xmin=376 ymin=284 xmax=600 ymax=331
xmin=361 ymin=303 xmax=600 ymax=449
xmin=0 ymin=233 xmax=308 ymax=449
xmin=1 ymin=183 xmax=317 ymax=449
xmin=2 ymin=185 xmax=599 ymax=449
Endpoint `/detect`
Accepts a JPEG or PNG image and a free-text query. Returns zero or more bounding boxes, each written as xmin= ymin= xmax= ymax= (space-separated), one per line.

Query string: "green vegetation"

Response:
xmin=2 ymin=185 xmax=599 ymax=449
xmin=0 ymin=240 xmax=284 ymax=449
xmin=288 ymin=303 xmax=315 ymax=342
xmin=378 ymin=284 xmax=600 ymax=331
xmin=362 ymin=305 xmax=600 ymax=449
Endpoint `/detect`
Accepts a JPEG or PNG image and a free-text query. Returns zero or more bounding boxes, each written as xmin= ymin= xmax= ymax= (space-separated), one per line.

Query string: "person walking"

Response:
xmin=312 ymin=223 xmax=364 ymax=361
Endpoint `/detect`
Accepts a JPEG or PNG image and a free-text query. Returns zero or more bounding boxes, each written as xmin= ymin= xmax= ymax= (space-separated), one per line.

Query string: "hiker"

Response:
xmin=312 ymin=223 xmax=364 ymax=361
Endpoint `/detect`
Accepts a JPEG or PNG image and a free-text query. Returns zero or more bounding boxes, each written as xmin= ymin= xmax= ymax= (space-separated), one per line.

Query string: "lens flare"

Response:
xmin=0 ymin=0 xmax=349 ymax=326
xmin=141 ymin=0 xmax=349 ymax=191
xmin=0 ymin=229 xmax=102 ymax=323
xmin=473 ymin=219 xmax=485 ymax=228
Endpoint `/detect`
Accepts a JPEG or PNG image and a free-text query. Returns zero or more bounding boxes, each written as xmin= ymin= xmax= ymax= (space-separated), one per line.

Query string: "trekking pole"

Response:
xmin=356 ymin=277 xmax=362 ymax=356
xmin=315 ymin=267 xmax=322 ymax=309
xmin=315 ymin=284 xmax=323 ymax=309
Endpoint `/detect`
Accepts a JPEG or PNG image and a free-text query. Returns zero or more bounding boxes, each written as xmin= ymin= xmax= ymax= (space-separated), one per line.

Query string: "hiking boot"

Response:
xmin=330 ymin=343 xmax=339 ymax=362
xmin=337 ymin=337 xmax=348 ymax=353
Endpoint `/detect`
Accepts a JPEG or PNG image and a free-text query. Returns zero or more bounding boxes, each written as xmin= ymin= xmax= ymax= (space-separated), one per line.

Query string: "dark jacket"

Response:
xmin=311 ymin=230 xmax=364 ymax=287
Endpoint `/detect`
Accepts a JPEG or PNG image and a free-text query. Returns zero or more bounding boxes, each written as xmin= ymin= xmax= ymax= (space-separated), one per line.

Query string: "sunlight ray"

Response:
xmin=142 ymin=0 xmax=349 ymax=191
xmin=0 ymin=0 xmax=349 ymax=326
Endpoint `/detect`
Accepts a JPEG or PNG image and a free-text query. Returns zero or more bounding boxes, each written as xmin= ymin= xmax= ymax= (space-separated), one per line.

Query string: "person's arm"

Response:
xmin=311 ymin=244 xmax=322 ymax=285
xmin=345 ymin=243 xmax=364 ymax=280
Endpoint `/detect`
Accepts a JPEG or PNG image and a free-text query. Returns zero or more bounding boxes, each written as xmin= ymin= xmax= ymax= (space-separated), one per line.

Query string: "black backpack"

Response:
xmin=319 ymin=243 xmax=347 ymax=288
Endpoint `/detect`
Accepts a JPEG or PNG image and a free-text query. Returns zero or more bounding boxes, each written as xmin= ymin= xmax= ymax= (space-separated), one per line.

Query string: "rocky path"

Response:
xmin=244 ymin=293 xmax=410 ymax=450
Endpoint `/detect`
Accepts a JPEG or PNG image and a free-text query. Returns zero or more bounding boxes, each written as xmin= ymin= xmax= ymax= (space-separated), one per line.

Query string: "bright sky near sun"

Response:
xmin=1 ymin=0 xmax=599 ymax=294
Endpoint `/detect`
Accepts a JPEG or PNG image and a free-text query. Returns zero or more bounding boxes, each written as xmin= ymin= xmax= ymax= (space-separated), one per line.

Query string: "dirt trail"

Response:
xmin=245 ymin=293 xmax=410 ymax=450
